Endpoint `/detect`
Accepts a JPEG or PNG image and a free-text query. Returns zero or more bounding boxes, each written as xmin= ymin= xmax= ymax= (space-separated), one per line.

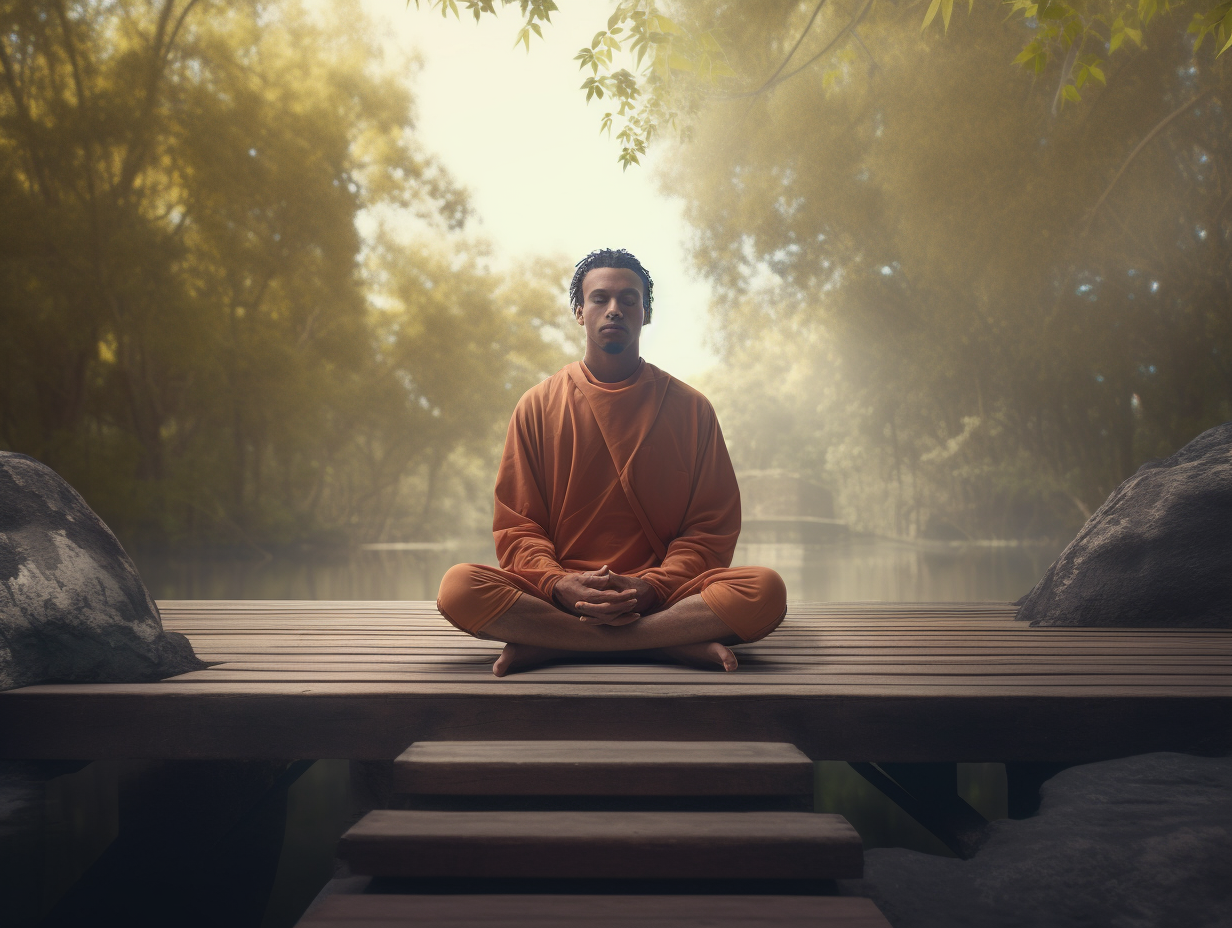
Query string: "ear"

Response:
xmin=574 ymin=305 xmax=585 ymax=325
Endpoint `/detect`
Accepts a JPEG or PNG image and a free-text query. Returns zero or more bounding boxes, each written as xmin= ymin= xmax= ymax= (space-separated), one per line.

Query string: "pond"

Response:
xmin=132 ymin=538 xmax=1060 ymax=605
xmin=33 ymin=539 xmax=1063 ymax=927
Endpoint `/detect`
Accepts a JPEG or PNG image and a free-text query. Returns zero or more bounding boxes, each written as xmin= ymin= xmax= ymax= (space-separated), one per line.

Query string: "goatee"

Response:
xmin=601 ymin=343 xmax=626 ymax=355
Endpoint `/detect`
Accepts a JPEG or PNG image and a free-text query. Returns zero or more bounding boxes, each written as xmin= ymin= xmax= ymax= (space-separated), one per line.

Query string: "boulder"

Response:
xmin=842 ymin=752 xmax=1232 ymax=928
xmin=1018 ymin=420 xmax=1232 ymax=627
xmin=0 ymin=452 xmax=205 ymax=691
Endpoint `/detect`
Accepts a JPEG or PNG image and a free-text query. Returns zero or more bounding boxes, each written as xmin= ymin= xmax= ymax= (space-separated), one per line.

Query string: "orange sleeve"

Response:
xmin=491 ymin=395 xmax=569 ymax=600
xmin=639 ymin=408 xmax=740 ymax=603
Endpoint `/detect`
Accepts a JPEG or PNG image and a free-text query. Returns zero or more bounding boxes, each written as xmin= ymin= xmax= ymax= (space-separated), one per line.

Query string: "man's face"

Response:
xmin=574 ymin=267 xmax=646 ymax=356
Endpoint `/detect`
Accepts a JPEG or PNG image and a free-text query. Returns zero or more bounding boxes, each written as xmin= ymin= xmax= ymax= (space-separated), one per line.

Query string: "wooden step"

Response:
xmin=298 ymin=894 xmax=892 ymax=927
xmin=392 ymin=741 xmax=814 ymax=796
xmin=338 ymin=811 xmax=862 ymax=880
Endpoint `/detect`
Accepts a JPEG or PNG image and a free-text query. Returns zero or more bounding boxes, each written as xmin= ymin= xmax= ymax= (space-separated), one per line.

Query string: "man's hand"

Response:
xmin=553 ymin=566 xmax=648 ymax=626
xmin=603 ymin=570 xmax=659 ymax=615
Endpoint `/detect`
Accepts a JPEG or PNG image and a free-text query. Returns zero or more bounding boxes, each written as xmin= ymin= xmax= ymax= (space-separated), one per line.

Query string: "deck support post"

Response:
xmin=850 ymin=762 xmax=988 ymax=859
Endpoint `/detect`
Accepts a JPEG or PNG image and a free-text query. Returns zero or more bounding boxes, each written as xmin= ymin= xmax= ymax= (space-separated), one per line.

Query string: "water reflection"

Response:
xmin=134 ymin=539 xmax=1062 ymax=603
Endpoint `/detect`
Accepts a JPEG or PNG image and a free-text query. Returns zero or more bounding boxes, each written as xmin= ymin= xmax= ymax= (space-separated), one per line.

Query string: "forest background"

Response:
xmin=2 ymin=0 xmax=1230 ymax=551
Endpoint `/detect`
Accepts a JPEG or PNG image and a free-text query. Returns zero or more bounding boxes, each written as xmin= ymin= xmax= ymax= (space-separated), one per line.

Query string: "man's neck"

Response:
xmin=582 ymin=342 xmax=643 ymax=383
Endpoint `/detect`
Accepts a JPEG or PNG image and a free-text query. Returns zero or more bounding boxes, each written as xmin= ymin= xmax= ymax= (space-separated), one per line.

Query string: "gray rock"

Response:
xmin=1018 ymin=420 xmax=1232 ymax=627
xmin=0 ymin=452 xmax=204 ymax=691
xmin=843 ymin=753 xmax=1232 ymax=928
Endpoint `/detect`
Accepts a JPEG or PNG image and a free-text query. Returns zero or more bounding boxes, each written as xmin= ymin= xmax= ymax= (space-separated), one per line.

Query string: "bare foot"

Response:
xmin=655 ymin=641 xmax=738 ymax=672
xmin=492 ymin=642 xmax=575 ymax=677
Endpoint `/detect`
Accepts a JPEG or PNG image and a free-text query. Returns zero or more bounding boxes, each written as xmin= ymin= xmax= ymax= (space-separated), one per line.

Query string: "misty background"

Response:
xmin=2 ymin=0 xmax=1228 ymax=597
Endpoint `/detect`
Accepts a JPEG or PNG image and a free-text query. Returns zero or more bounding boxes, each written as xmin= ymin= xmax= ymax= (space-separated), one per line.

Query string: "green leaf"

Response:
xmin=649 ymin=15 xmax=685 ymax=35
xmin=1062 ymin=83 xmax=1081 ymax=102
xmin=1088 ymin=65 xmax=1106 ymax=83
xmin=1125 ymin=26 xmax=1143 ymax=45
xmin=668 ymin=51 xmax=694 ymax=71
xmin=942 ymin=0 xmax=954 ymax=30
xmin=922 ymin=0 xmax=944 ymax=30
xmin=1110 ymin=30 xmax=1125 ymax=51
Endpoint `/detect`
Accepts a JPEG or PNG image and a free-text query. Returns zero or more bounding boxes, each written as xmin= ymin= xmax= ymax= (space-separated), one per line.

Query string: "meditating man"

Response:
xmin=437 ymin=248 xmax=787 ymax=676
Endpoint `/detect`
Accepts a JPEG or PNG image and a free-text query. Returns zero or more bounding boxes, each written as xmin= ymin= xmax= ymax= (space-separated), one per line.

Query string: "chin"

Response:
xmin=600 ymin=343 xmax=627 ymax=355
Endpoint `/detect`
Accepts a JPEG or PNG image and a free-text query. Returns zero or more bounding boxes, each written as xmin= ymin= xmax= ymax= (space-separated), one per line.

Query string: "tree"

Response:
xmin=0 ymin=0 xmax=571 ymax=546
xmin=681 ymin=4 xmax=1231 ymax=538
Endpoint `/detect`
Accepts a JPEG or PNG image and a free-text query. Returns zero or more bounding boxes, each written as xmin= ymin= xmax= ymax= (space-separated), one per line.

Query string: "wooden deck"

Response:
xmin=2 ymin=601 xmax=1230 ymax=762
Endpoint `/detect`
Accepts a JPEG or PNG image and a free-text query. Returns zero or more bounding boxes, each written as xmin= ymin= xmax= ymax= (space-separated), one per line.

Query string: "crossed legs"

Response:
xmin=480 ymin=591 xmax=741 ymax=676
xmin=437 ymin=564 xmax=787 ymax=676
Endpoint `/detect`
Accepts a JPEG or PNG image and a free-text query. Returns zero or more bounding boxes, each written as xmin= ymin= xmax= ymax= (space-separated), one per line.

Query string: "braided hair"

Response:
xmin=568 ymin=248 xmax=654 ymax=324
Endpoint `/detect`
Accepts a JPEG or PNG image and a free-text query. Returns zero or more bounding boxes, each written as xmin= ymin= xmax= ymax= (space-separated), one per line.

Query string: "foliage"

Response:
xmin=0 ymin=0 xmax=572 ymax=548
xmin=415 ymin=0 xmax=1231 ymax=165
xmin=681 ymin=3 xmax=1231 ymax=539
xmin=412 ymin=0 xmax=733 ymax=168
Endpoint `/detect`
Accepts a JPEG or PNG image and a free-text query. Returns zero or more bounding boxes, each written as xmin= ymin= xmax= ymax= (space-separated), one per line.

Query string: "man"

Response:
xmin=437 ymin=249 xmax=787 ymax=676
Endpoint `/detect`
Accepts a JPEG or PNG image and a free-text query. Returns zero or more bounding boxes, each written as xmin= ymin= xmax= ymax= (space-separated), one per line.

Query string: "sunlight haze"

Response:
xmin=362 ymin=0 xmax=718 ymax=382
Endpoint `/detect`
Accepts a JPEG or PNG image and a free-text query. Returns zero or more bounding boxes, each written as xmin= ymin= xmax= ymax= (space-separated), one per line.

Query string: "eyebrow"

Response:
xmin=589 ymin=287 xmax=642 ymax=297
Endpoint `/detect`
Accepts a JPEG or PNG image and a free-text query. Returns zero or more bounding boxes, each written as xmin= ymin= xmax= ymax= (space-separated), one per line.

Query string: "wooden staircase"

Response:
xmin=297 ymin=741 xmax=889 ymax=927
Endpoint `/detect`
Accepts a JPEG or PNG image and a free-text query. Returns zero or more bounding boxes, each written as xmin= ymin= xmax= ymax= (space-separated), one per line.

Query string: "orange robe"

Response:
xmin=437 ymin=360 xmax=786 ymax=641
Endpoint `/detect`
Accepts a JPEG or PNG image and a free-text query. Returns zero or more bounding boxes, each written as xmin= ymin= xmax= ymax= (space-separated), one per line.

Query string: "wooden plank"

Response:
xmin=2 ymin=600 xmax=1229 ymax=761
xmin=3 ymin=686 xmax=1230 ymax=761
xmin=183 ymin=653 xmax=1232 ymax=666
xmin=159 ymin=670 xmax=1232 ymax=687
xmin=337 ymin=810 xmax=863 ymax=880
xmin=392 ymin=741 xmax=814 ymax=796
xmin=297 ymin=894 xmax=892 ymax=927
xmin=203 ymin=660 xmax=1232 ymax=674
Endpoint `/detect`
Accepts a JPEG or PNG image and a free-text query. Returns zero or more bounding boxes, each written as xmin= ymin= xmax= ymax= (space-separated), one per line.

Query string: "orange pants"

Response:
xmin=436 ymin=564 xmax=787 ymax=643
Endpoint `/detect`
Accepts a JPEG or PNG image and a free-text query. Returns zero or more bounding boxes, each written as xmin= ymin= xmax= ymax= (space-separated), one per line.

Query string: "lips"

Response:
xmin=599 ymin=324 xmax=626 ymax=334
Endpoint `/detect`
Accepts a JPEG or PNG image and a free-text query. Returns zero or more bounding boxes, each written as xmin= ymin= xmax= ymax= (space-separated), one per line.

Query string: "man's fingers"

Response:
xmin=578 ymin=566 xmax=612 ymax=588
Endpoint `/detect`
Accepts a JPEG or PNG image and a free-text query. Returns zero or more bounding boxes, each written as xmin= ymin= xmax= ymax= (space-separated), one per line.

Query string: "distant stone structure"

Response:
xmin=0 ymin=452 xmax=205 ymax=691
xmin=1017 ymin=420 xmax=1232 ymax=628
xmin=737 ymin=470 xmax=846 ymax=544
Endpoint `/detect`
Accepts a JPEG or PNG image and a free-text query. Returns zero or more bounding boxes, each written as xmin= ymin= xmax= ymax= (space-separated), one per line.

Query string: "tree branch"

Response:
xmin=1085 ymin=89 xmax=1212 ymax=231
xmin=744 ymin=0 xmax=831 ymax=97
xmin=723 ymin=0 xmax=876 ymax=99
xmin=0 ymin=35 xmax=56 ymax=204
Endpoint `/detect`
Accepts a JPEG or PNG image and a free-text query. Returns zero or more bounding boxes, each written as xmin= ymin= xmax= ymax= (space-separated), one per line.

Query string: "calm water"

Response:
xmin=33 ymin=540 xmax=1062 ymax=926
xmin=132 ymin=538 xmax=1061 ymax=603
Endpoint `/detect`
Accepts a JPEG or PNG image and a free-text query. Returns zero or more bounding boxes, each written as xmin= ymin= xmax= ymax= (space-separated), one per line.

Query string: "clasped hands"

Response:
xmin=552 ymin=565 xmax=659 ymax=626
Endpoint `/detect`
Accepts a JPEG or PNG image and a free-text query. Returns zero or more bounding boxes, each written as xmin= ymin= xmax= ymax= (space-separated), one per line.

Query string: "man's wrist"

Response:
xmin=551 ymin=576 xmax=575 ymax=610
xmin=634 ymin=577 xmax=660 ymax=611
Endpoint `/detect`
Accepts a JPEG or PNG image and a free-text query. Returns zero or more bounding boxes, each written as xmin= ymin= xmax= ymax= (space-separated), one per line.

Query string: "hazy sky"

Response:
xmin=359 ymin=0 xmax=718 ymax=381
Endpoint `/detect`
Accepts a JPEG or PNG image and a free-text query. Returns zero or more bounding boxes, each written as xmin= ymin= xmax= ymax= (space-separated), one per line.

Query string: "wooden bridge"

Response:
xmin=2 ymin=600 xmax=1230 ymax=764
